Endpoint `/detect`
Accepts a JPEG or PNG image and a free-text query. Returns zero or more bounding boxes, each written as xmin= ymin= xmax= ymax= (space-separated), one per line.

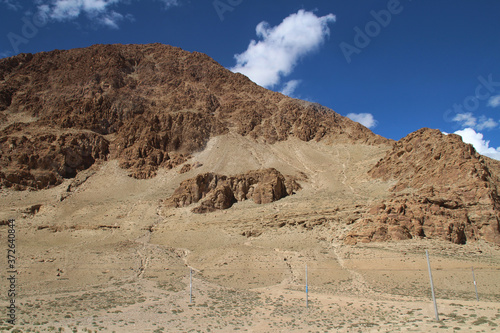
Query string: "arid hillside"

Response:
xmin=1 ymin=44 xmax=499 ymax=333
xmin=0 ymin=43 xmax=386 ymax=186
xmin=1 ymin=43 xmax=499 ymax=245
xmin=347 ymin=128 xmax=500 ymax=245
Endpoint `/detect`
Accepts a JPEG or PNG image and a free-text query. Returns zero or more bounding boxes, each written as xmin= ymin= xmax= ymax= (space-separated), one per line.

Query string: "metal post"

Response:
xmin=426 ymin=250 xmax=439 ymax=321
xmin=306 ymin=263 xmax=308 ymax=309
xmin=472 ymin=267 xmax=479 ymax=301
xmin=190 ymin=267 xmax=193 ymax=303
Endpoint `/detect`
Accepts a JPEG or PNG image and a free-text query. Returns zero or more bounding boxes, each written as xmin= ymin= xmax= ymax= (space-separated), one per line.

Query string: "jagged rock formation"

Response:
xmin=0 ymin=43 xmax=387 ymax=188
xmin=165 ymin=168 xmax=301 ymax=213
xmin=346 ymin=128 xmax=500 ymax=245
xmin=0 ymin=124 xmax=109 ymax=189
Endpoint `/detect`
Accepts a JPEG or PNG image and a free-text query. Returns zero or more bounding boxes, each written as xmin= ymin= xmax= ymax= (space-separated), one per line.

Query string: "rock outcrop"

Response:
xmin=346 ymin=128 xmax=500 ymax=245
xmin=0 ymin=43 xmax=387 ymax=189
xmin=0 ymin=123 xmax=109 ymax=189
xmin=165 ymin=168 xmax=301 ymax=213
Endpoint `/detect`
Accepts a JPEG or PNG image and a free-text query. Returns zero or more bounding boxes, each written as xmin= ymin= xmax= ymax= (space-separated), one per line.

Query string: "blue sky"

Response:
xmin=1 ymin=0 xmax=500 ymax=158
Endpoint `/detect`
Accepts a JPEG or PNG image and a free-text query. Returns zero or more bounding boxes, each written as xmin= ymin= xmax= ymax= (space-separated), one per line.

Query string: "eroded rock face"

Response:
xmin=0 ymin=43 xmax=387 ymax=188
xmin=165 ymin=168 xmax=301 ymax=213
xmin=346 ymin=128 xmax=500 ymax=245
xmin=345 ymin=194 xmax=475 ymax=245
xmin=368 ymin=128 xmax=492 ymax=191
xmin=0 ymin=124 xmax=109 ymax=189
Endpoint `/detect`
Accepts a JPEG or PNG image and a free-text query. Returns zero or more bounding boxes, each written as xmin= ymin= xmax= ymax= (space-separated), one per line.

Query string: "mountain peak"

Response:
xmin=0 ymin=43 xmax=387 ymax=187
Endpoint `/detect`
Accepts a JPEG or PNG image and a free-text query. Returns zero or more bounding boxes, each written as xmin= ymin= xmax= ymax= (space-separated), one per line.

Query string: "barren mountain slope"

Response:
xmin=1 ymin=44 xmax=500 ymax=332
xmin=0 ymin=43 xmax=387 ymax=188
xmin=347 ymin=128 xmax=500 ymax=245
xmin=1 ymin=133 xmax=499 ymax=332
xmin=1 ymin=44 xmax=499 ymax=246
xmin=0 ymin=131 xmax=393 ymax=299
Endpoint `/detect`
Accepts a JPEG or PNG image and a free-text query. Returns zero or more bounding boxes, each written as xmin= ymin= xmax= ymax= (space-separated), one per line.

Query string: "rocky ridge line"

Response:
xmin=0 ymin=43 xmax=388 ymax=189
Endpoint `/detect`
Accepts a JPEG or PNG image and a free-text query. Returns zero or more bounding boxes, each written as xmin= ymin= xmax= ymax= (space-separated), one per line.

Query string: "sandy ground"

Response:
xmin=1 ymin=134 xmax=499 ymax=332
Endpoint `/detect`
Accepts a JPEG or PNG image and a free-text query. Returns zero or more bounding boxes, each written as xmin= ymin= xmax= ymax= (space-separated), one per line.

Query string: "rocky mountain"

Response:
xmin=1 ymin=43 xmax=499 ymax=245
xmin=0 ymin=43 xmax=385 ymax=189
xmin=346 ymin=128 xmax=500 ymax=244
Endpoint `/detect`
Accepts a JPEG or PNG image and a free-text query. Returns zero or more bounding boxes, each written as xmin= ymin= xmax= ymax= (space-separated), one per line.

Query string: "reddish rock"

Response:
xmin=167 ymin=173 xmax=219 ymax=208
xmin=0 ymin=125 xmax=109 ymax=189
xmin=346 ymin=128 xmax=500 ymax=245
xmin=165 ymin=168 xmax=301 ymax=213
xmin=0 ymin=43 xmax=388 ymax=188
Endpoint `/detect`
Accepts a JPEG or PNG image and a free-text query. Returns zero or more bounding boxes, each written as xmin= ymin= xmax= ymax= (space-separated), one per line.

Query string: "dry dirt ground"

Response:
xmin=1 ymin=134 xmax=499 ymax=332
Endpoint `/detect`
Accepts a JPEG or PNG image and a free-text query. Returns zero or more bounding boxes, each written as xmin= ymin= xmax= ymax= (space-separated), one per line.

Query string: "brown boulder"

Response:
xmin=249 ymin=170 xmax=286 ymax=204
xmin=167 ymin=172 xmax=219 ymax=208
xmin=345 ymin=195 xmax=478 ymax=245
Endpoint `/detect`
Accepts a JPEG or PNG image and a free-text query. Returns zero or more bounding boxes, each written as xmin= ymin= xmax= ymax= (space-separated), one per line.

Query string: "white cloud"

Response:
xmin=454 ymin=128 xmax=500 ymax=160
xmin=476 ymin=116 xmax=498 ymax=131
xmin=452 ymin=112 xmax=498 ymax=131
xmin=230 ymin=10 xmax=336 ymax=88
xmin=488 ymin=95 xmax=500 ymax=108
xmin=97 ymin=10 xmax=124 ymax=28
xmin=280 ymin=80 xmax=301 ymax=97
xmin=36 ymin=0 xmax=176 ymax=28
xmin=37 ymin=0 xmax=122 ymax=27
xmin=346 ymin=113 xmax=378 ymax=129
xmin=48 ymin=0 xmax=117 ymax=20
xmin=453 ymin=113 xmax=477 ymax=128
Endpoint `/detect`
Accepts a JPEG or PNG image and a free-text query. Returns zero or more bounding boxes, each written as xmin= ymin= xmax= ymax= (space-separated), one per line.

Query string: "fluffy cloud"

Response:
xmin=97 ymin=10 xmax=126 ymax=29
xmin=488 ymin=95 xmax=500 ymax=108
xmin=230 ymin=10 xmax=336 ymax=88
xmin=454 ymin=128 xmax=500 ymax=160
xmin=453 ymin=112 xmax=498 ymax=131
xmin=453 ymin=113 xmax=476 ymax=128
xmin=280 ymin=80 xmax=301 ymax=97
xmin=37 ymin=0 xmax=177 ymax=28
xmin=346 ymin=113 xmax=378 ymax=129
xmin=476 ymin=117 xmax=499 ymax=131
xmin=37 ymin=0 xmax=123 ymax=28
